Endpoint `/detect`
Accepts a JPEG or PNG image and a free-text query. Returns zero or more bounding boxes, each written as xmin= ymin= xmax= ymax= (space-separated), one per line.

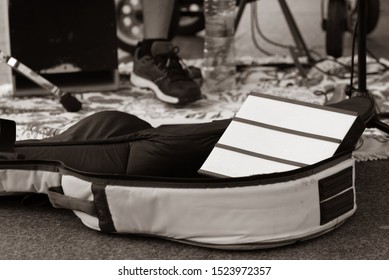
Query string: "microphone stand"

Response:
xmin=353 ymin=0 xmax=389 ymax=133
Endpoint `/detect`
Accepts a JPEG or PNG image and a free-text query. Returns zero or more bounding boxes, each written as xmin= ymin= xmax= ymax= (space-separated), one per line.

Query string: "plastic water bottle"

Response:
xmin=203 ymin=0 xmax=236 ymax=93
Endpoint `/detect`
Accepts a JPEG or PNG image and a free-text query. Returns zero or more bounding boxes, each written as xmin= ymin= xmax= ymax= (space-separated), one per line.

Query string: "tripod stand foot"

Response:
xmin=371 ymin=118 xmax=389 ymax=135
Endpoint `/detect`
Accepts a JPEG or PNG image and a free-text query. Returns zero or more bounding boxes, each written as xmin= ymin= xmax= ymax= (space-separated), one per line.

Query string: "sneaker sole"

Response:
xmin=130 ymin=72 xmax=181 ymax=104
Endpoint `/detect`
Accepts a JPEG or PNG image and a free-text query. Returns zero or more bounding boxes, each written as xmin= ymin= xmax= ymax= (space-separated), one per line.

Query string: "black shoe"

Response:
xmin=131 ymin=41 xmax=202 ymax=105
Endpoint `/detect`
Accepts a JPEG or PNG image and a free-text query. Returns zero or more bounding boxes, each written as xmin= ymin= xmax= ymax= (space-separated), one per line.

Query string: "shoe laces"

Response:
xmin=153 ymin=47 xmax=191 ymax=82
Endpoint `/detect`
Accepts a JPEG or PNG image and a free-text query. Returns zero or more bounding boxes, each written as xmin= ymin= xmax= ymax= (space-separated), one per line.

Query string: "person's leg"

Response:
xmin=142 ymin=0 xmax=174 ymax=39
xmin=130 ymin=0 xmax=202 ymax=105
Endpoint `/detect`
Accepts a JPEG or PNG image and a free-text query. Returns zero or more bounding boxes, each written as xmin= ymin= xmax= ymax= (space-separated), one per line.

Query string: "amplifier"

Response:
xmin=8 ymin=0 xmax=119 ymax=96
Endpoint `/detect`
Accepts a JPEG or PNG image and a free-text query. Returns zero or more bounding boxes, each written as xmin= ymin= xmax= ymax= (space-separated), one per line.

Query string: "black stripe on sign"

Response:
xmin=91 ymin=183 xmax=116 ymax=232
xmin=319 ymin=166 xmax=353 ymax=201
xmin=233 ymin=117 xmax=342 ymax=144
xmin=320 ymin=188 xmax=355 ymax=225
xmin=249 ymin=91 xmax=359 ymax=116
xmin=215 ymin=143 xmax=308 ymax=168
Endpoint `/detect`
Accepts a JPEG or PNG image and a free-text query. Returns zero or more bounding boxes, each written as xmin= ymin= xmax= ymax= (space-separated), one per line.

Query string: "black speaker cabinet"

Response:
xmin=8 ymin=0 xmax=119 ymax=96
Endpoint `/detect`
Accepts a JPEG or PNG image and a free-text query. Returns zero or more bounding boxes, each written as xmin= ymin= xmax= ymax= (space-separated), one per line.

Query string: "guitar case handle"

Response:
xmin=48 ymin=186 xmax=96 ymax=216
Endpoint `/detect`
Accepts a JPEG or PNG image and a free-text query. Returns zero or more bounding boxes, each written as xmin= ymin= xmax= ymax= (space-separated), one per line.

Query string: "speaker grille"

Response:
xmin=8 ymin=0 xmax=118 ymax=95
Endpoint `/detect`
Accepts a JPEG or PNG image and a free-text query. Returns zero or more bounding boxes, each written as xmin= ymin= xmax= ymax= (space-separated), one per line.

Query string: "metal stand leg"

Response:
xmin=235 ymin=0 xmax=314 ymax=64
xmin=235 ymin=0 xmax=255 ymax=30
xmin=278 ymin=0 xmax=314 ymax=63
xmin=353 ymin=0 xmax=389 ymax=134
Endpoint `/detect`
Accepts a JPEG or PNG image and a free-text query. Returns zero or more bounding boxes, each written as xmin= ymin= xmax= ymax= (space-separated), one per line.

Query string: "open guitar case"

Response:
xmin=0 ymin=91 xmax=374 ymax=249
xmin=2 ymin=0 xmax=385 ymax=249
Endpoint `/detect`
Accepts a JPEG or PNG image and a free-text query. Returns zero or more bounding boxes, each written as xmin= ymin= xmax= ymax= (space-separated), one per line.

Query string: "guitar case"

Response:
xmin=0 ymin=98 xmax=366 ymax=249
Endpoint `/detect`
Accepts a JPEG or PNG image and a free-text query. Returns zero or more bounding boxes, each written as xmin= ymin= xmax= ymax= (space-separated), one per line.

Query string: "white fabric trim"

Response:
xmin=0 ymin=169 xmax=60 ymax=194
xmin=102 ymin=158 xmax=355 ymax=245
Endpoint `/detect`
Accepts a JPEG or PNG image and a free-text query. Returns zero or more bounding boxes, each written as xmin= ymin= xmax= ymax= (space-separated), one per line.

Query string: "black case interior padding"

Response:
xmin=6 ymin=92 xmax=371 ymax=179
xmin=14 ymin=111 xmax=231 ymax=178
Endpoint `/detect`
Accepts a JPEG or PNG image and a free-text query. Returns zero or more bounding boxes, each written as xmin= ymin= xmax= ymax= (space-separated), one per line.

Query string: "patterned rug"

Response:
xmin=1 ymin=56 xmax=389 ymax=161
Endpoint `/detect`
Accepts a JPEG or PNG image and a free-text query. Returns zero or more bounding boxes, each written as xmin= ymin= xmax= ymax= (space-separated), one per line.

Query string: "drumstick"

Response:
xmin=0 ymin=49 xmax=82 ymax=112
